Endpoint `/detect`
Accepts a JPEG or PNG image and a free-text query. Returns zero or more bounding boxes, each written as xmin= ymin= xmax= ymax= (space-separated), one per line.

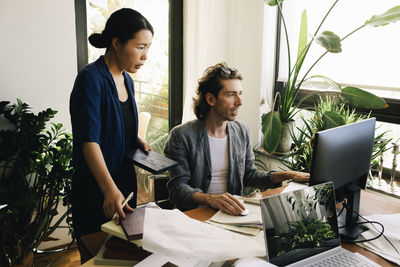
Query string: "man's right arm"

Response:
xmin=164 ymin=128 xmax=202 ymax=210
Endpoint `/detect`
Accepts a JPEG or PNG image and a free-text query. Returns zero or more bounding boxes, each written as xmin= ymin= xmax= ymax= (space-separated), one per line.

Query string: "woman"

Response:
xmin=69 ymin=8 xmax=153 ymax=239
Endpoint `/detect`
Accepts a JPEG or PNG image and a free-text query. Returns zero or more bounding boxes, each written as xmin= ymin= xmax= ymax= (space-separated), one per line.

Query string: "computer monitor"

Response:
xmin=309 ymin=118 xmax=376 ymax=240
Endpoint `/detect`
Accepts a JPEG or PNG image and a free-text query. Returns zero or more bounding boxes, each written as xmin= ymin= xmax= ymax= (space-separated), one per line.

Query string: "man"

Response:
xmin=164 ymin=62 xmax=309 ymax=215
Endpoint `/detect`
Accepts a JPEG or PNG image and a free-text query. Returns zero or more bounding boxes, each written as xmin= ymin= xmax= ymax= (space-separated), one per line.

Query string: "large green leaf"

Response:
xmin=341 ymin=87 xmax=388 ymax=109
xmin=322 ymin=111 xmax=345 ymax=130
xmin=262 ymin=111 xmax=282 ymax=153
xmin=365 ymin=6 xmax=400 ymax=27
xmin=295 ymin=10 xmax=308 ymax=74
xmin=315 ymin=31 xmax=342 ymax=53
xmin=266 ymin=0 xmax=284 ymax=6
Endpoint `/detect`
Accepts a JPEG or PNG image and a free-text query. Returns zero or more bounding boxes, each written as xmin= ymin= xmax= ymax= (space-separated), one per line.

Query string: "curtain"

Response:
xmin=182 ymin=0 xmax=275 ymax=147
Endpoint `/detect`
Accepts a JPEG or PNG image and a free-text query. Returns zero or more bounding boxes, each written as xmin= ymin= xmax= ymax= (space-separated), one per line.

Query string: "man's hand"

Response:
xmin=193 ymin=192 xmax=245 ymax=215
xmin=273 ymin=171 xmax=310 ymax=184
xmin=288 ymin=171 xmax=310 ymax=183
xmin=103 ymin=187 xmax=134 ymax=219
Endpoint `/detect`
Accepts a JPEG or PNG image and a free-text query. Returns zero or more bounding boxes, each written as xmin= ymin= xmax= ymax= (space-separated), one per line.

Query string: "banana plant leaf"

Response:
xmin=322 ymin=111 xmax=345 ymax=130
xmin=295 ymin=10 xmax=308 ymax=74
xmin=262 ymin=111 xmax=282 ymax=153
xmin=340 ymin=87 xmax=388 ymax=109
xmin=365 ymin=6 xmax=400 ymax=27
xmin=266 ymin=0 xmax=284 ymax=7
xmin=315 ymin=31 xmax=342 ymax=53
xmin=308 ymin=75 xmax=342 ymax=91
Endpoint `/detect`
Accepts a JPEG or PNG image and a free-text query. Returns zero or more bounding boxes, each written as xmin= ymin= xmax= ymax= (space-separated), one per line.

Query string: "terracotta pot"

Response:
xmin=12 ymin=252 xmax=33 ymax=267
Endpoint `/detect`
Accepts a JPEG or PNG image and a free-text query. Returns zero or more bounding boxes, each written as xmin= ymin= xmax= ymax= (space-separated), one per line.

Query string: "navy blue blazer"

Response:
xmin=70 ymin=56 xmax=139 ymax=180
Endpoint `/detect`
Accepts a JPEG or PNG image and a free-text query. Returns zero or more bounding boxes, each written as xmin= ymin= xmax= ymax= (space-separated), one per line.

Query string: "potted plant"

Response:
xmin=0 ymin=100 xmax=73 ymax=266
xmin=284 ymin=96 xmax=392 ymax=174
xmin=262 ymin=0 xmax=400 ymax=154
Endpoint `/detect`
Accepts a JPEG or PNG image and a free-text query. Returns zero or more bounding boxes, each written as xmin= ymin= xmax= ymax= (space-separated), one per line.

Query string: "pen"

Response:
xmin=112 ymin=191 xmax=134 ymax=220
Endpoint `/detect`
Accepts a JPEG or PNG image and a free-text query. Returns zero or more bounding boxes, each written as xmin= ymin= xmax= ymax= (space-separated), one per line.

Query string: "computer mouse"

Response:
xmin=239 ymin=208 xmax=250 ymax=216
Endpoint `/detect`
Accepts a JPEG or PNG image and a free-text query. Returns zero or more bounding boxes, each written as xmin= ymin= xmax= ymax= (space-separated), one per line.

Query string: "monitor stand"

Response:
xmin=337 ymin=183 xmax=368 ymax=240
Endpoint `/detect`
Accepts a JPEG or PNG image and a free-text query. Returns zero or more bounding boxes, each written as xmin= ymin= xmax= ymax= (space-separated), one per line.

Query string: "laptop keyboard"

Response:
xmin=308 ymin=251 xmax=377 ymax=267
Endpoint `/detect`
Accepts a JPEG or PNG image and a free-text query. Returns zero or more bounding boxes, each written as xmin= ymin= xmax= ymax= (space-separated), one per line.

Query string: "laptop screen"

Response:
xmin=260 ymin=182 xmax=340 ymax=266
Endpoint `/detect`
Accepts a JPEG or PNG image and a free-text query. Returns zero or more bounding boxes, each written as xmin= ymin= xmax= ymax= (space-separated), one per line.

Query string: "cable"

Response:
xmin=354 ymin=209 xmax=400 ymax=255
xmin=340 ymin=220 xmax=384 ymax=244
xmin=336 ymin=206 xmax=345 ymax=217
xmin=340 ymin=202 xmax=400 ymax=255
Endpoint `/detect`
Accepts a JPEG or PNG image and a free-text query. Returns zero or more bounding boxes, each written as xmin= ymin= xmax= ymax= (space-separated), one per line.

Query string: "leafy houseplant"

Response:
xmin=285 ymin=96 xmax=392 ymax=174
xmin=0 ymin=100 xmax=73 ymax=266
xmin=262 ymin=0 xmax=400 ymax=154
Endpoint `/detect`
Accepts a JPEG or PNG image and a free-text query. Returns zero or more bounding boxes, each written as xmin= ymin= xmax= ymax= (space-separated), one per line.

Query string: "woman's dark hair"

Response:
xmin=193 ymin=62 xmax=242 ymax=120
xmin=89 ymin=8 xmax=154 ymax=49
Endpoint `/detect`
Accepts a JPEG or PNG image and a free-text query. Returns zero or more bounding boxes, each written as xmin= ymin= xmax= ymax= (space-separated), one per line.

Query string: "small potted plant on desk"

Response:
xmin=261 ymin=0 xmax=400 ymax=155
xmin=0 ymin=100 xmax=73 ymax=267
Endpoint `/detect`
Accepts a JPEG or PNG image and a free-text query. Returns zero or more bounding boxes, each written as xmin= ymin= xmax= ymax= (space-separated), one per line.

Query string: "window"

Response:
xmin=86 ymin=0 xmax=169 ymax=145
xmin=277 ymin=0 xmax=400 ymax=98
xmin=275 ymin=0 xmax=400 ymax=124
xmin=74 ymin=0 xmax=183 ymax=204
xmin=273 ymin=0 xmax=400 ymax=189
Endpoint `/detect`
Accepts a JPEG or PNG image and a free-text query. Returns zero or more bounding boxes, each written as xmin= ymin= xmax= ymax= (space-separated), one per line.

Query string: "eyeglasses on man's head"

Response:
xmin=220 ymin=67 xmax=237 ymax=76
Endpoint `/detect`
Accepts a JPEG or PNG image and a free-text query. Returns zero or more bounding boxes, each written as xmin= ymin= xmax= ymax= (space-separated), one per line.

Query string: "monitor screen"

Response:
xmin=309 ymin=117 xmax=376 ymax=195
xmin=309 ymin=117 xmax=376 ymax=239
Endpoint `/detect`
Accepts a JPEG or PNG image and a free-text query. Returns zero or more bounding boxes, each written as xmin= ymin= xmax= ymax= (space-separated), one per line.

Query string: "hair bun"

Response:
xmin=88 ymin=33 xmax=107 ymax=48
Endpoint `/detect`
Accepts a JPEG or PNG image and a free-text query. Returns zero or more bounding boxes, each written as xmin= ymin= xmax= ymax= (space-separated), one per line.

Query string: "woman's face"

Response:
xmin=116 ymin=29 xmax=153 ymax=73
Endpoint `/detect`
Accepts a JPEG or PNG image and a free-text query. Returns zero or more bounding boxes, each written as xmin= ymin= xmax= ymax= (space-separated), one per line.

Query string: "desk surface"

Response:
xmin=82 ymin=187 xmax=400 ymax=267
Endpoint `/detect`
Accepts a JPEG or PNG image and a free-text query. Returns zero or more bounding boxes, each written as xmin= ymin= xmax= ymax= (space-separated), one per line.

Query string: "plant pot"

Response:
xmin=12 ymin=252 xmax=33 ymax=267
xmin=276 ymin=120 xmax=294 ymax=153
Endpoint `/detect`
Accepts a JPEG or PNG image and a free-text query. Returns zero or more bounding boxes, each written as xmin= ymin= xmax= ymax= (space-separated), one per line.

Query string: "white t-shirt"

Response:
xmin=206 ymin=135 xmax=229 ymax=194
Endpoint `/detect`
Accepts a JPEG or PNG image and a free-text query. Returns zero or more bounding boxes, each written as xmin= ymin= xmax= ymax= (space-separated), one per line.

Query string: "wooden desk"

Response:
xmin=81 ymin=187 xmax=400 ymax=267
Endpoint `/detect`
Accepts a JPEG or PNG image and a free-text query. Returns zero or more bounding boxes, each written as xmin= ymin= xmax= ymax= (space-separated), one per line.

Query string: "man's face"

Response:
xmin=209 ymin=79 xmax=243 ymax=121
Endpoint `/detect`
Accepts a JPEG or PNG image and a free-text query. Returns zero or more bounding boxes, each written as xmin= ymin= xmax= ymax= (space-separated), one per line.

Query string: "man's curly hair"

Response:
xmin=193 ymin=62 xmax=242 ymax=120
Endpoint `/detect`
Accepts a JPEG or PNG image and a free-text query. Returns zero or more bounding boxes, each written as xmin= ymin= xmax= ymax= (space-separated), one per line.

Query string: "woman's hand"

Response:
xmin=103 ymin=187 xmax=134 ymax=219
xmin=138 ymin=137 xmax=152 ymax=153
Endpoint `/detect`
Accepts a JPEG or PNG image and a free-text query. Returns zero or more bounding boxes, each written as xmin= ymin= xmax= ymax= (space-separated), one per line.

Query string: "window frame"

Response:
xmin=74 ymin=0 xmax=183 ymax=130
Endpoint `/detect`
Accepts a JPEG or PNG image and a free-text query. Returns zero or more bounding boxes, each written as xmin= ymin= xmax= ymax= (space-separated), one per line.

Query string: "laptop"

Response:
xmin=260 ymin=182 xmax=381 ymax=267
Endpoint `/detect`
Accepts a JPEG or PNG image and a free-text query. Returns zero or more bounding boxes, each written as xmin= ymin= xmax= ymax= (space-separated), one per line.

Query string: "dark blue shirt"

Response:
xmin=70 ymin=56 xmax=139 ymax=178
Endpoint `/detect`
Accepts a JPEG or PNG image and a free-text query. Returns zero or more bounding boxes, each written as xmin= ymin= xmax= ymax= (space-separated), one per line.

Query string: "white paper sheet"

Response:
xmin=205 ymin=220 xmax=261 ymax=236
xmin=281 ymin=181 xmax=308 ymax=194
xmin=355 ymin=213 xmax=400 ymax=265
xmin=134 ymin=253 xmax=208 ymax=267
xmin=233 ymin=257 xmax=277 ymax=267
xmin=142 ymin=208 xmax=266 ymax=262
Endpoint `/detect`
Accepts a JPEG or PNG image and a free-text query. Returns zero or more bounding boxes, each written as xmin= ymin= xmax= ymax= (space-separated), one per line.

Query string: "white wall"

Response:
xmin=183 ymin=0 xmax=275 ymax=146
xmin=0 ymin=0 xmax=77 ymax=249
xmin=0 ymin=0 xmax=77 ymax=131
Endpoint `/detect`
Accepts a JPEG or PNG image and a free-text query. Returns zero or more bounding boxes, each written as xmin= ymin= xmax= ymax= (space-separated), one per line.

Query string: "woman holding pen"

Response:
xmin=69 ymin=8 xmax=153 ymax=244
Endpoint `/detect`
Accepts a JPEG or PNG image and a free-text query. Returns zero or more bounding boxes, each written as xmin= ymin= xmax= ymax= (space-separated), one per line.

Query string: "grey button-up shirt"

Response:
xmin=164 ymin=119 xmax=274 ymax=210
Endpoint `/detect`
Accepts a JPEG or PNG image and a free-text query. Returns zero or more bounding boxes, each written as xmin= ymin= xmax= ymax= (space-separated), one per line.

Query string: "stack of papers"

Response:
xmin=355 ymin=213 xmax=400 ymax=265
xmin=206 ymin=202 xmax=263 ymax=236
xmin=142 ymin=208 xmax=266 ymax=263
xmin=101 ymin=220 xmax=143 ymax=247
xmin=240 ymin=190 xmax=263 ymax=205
